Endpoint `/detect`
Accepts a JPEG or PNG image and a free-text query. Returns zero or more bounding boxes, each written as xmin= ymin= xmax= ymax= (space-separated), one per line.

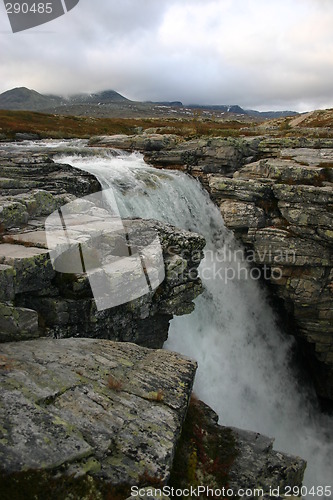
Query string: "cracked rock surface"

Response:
xmin=0 ymin=338 xmax=197 ymax=485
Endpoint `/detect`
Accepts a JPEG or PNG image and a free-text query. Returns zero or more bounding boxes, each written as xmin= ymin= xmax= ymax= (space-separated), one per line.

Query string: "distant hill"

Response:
xmin=0 ymin=87 xmax=63 ymax=111
xmin=246 ymin=109 xmax=298 ymax=119
xmin=145 ymin=100 xmax=183 ymax=107
xmin=287 ymin=108 xmax=333 ymax=128
xmin=187 ymin=103 xmax=298 ymax=119
xmin=0 ymin=87 xmax=130 ymax=112
xmin=187 ymin=103 xmax=246 ymax=114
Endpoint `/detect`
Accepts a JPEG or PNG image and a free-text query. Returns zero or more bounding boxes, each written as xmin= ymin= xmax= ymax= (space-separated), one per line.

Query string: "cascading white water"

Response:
xmin=54 ymin=148 xmax=333 ymax=497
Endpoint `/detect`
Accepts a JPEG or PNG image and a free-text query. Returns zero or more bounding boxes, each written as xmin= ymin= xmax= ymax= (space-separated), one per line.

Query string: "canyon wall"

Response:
xmin=0 ymin=146 xmax=306 ymax=496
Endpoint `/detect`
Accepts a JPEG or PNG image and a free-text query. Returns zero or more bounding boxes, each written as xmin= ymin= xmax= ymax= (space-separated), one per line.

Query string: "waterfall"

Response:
xmin=54 ymin=148 xmax=333 ymax=497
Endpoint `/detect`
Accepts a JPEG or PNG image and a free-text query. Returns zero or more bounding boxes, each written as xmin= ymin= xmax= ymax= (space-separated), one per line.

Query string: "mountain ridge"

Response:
xmin=0 ymin=87 xmax=298 ymax=119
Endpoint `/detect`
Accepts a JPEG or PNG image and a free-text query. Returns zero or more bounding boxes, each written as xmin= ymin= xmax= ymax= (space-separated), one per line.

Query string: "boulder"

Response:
xmin=0 ymin=338 xmax=197 ymax=486
xmin=0 ymin=339 xmax=305 ymax=498
xmin=0 ymin=244 xmax=55 ymax=294
xmin=0 ymin=303 xmax=39 ymax=341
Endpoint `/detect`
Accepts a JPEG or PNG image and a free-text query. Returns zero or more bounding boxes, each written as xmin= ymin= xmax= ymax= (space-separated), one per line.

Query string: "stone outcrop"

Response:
xmin=0 ymin=339 xmax=306 ymax=499
xmin=89 ymin=133 xmax=261 ymax=181
xmin=0 ymin=219 xmax=204 ymax=347
xmin=0 ymin=150 xmax=100 ymax=231
xmin=166 ymin=397 xmax=305 ymax=500
xmin=90 ymin=134 xmax=333 ymax=402
xmin=0 ymin=338 xmax=197 ymax=489
xmin=89 ymin=133 xmax=333 ymax=178
xmin=198 ymin=402 xmax=306 ymax=500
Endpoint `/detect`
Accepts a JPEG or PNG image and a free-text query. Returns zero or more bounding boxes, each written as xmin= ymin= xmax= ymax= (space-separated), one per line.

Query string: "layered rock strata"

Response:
xmin=208 ymin=153 xmax=333 ymax=402
xmin=0 ymin=151 xmax=205 ymax=347
xmin=0 ymin=145 xmax=307 ymax=496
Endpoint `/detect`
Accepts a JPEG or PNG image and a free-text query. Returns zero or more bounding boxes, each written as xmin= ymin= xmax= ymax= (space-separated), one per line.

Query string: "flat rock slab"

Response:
xmin=0 ymin=338 xmax=197 ymax=485
xmin=0 ymin=243 xmax=49 ymax=260
xmin=2 ymin=231 xmax=49 ymax=249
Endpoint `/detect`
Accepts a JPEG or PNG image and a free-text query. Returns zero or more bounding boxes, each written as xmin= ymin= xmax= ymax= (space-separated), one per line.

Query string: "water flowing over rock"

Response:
xmin=0 ymin=143 xmax=308 ymax=497
xmin=56 ymin=144 xmax=331 ymax=494
xmin=91 ymin=134 xmax=333 ymax=403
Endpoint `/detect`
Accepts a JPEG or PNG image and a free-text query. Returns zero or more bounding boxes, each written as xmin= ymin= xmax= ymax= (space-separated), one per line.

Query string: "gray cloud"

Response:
xmin=1 ymin=0 xmax=333 ymax=111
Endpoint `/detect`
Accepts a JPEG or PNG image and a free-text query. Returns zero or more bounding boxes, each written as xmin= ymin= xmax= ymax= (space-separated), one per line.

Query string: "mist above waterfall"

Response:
xmin=56 ymin=148 xmax=333 ymax=497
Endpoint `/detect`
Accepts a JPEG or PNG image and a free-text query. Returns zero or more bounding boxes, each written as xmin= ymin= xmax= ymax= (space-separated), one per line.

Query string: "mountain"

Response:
xmin=69 ymin=90 xmax=130 ymax=104
xmin=0 ymin=87 xmax=63 ymax=111
xmin=145 ymin=100 xmax=183 ymax=107
xmin=0 ymin=87 xmax=129 ymax=112
xmin=0 ymin=87 xmax=298 ymax=119
xmin=187 ymin=103 xmax=298 ymax=118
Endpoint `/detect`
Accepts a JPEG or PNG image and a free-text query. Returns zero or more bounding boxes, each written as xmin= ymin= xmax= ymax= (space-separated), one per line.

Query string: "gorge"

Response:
xmin=0 ymin=137 xmax=332 ymax=498
xmin=56 ymin=144 xmax=333 ymax=496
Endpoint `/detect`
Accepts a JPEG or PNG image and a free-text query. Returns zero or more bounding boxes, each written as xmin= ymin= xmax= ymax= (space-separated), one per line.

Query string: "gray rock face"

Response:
xmin=208 ymin=153 xmax=333 ymax=401
xmin=0 ymin=151 xmax=100 ymax=232
xmin=0 ymin=340 xmax=305 ymax=497
xmin=0 ymin=219 xmax=204 ymax=347
xmin=0 ymin=244 xmax=55 ymax=293
xmin=0 ymin=264 xmax=15 ymax=301
xmin=229 ymin=427 xmax=306 ymax=498
xmin=0 ymin=338 xmax=197 ymax=485
xmin=89 ymin=134 xmax=261 ymax=180
xmin=89 ymin=134 xmax=180 ymax=152
xmin=168 ymin=398 xmax=306 ymax=500
xmin=0 ymin=303 xmax=39 ymax=341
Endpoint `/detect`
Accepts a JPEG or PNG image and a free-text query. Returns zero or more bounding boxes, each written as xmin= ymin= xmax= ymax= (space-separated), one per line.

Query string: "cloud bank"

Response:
xmin=1 ymin=0 xmax=333 ymax=111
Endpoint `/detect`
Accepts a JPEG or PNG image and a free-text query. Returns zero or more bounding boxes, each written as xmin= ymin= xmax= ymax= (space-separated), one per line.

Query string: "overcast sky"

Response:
xmin=1 ymin=0 xmax=333 ymax=111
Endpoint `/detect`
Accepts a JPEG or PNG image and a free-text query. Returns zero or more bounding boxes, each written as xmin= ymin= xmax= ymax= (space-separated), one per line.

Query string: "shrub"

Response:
xmin=107 ymin=375 xmax=122 ymax=392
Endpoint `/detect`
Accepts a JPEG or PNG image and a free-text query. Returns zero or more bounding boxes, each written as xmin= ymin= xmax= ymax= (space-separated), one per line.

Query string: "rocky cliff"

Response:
xmin=91 ymin=134 xmax=333 ymax=403
xmin=208 ymin=146 xmax=333 ymax=403
xmin=0 ymin=150 xmax=205 ymax=347
xmin=0 ymin=145 xmax=306 ymax=498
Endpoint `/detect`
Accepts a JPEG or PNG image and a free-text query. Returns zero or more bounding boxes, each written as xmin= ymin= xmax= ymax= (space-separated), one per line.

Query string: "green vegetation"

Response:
xmin=169 ymin=396 xmax=239 ymax=499
xmin=1 ymin=108 xmax=333 ymax=141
